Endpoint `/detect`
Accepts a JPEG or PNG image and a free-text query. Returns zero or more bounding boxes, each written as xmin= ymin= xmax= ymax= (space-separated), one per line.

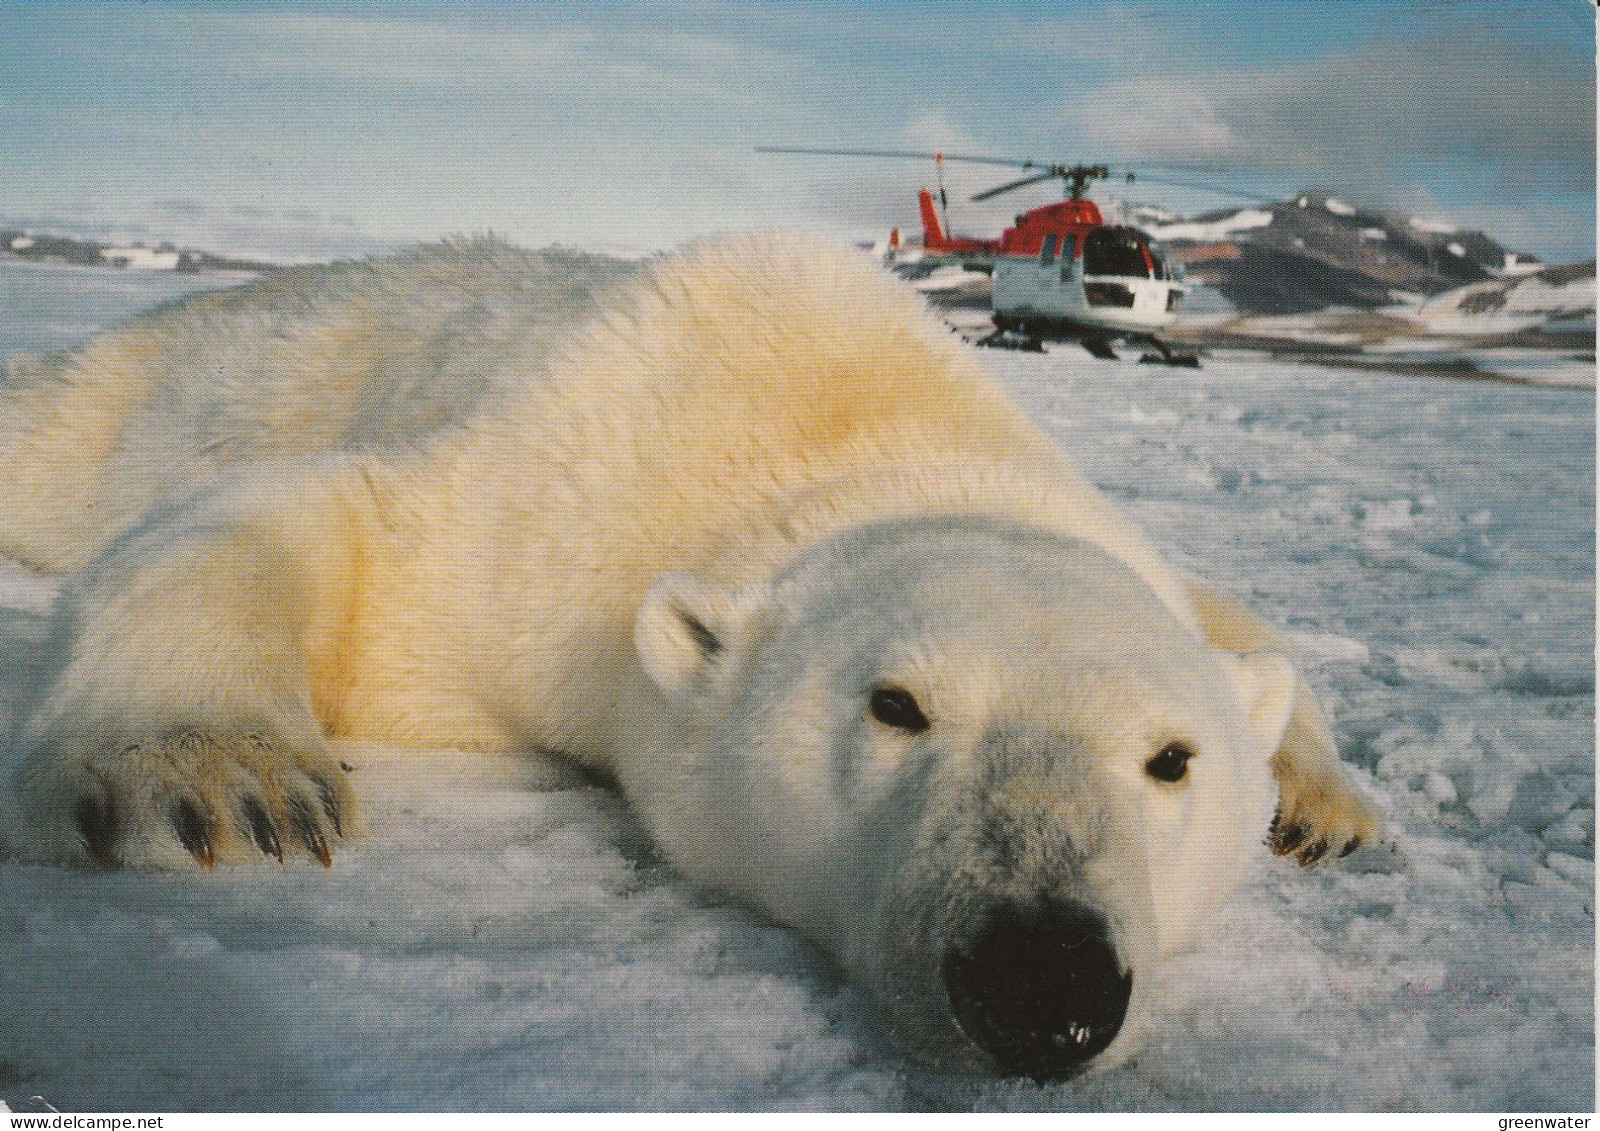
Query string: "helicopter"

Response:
xmin=758 ymin=146 xmax=1256 ymax=365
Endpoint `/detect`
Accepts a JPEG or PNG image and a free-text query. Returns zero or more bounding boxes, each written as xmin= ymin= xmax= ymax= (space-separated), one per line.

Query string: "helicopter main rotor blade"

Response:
xmin=757 ymin=146 xmax=1264 ymax=204
xmin=970 ymin=170 xmax=1061 ymax=202
xmin=1118 ymin=171 xmax=1264 ymax=204
xmin=756 ymin=146 xmax=1041 ymax=171
xmin=1109 ymin=160 xmax=1234 ymax=176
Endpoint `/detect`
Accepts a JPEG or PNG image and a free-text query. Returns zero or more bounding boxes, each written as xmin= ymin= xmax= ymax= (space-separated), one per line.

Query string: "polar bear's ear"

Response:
xmin=1222 ymin=649 xmax=1298 ymax=754
xmin=635 ymin=572 xmax=772 ymax=699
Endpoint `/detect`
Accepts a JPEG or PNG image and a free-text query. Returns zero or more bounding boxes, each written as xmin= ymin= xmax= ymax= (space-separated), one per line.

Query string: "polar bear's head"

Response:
xmin=624 ymin=516 xmax=1294 ymax=1080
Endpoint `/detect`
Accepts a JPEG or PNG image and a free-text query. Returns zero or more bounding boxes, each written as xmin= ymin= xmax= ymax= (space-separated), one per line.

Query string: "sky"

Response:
xmin=1 ymin=0 xmax=1594 ymax=263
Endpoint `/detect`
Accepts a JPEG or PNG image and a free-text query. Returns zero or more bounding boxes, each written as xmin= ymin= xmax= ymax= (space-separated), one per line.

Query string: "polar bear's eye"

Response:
xmin=869 ymin=685 xmax=930 ymax=734
xmin=1145 ymin=743 xmax=1193 ymax=784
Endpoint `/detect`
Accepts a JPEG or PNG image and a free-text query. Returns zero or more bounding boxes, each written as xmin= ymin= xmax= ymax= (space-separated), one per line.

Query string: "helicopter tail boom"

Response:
xmin=918 ymin=188 xmax=945 ymax=247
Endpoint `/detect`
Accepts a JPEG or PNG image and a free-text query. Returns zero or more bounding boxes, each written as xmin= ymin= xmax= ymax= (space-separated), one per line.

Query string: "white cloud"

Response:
xmin=1085 ymin=88 xmax=1239 ymax=156
xmin=899 ymin=113 xmax=983 ymax=155
xmin=190 ymin=10 xmax=800 ymax=110
xmin=1072 ymin=27 xmax=1596 ymax=199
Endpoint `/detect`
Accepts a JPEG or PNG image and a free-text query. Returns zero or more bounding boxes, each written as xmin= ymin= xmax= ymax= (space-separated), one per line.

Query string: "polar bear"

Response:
xmin=0 ymin=233 xmax=1379 ymax=1078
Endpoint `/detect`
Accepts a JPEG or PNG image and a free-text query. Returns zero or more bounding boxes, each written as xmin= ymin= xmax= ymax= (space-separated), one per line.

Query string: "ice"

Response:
xmin=0 ymin=270 xmax=1591 ymax=1111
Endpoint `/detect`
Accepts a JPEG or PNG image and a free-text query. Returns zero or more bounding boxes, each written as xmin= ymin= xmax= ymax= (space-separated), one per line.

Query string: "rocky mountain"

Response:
xmin=1147 ymin=192 xmax=1543 ymax=315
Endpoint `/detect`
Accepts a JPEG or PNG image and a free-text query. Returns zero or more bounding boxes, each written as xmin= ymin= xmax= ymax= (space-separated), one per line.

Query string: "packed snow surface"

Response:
xmin=0 ymin=266 xmax=1592 ymax=1111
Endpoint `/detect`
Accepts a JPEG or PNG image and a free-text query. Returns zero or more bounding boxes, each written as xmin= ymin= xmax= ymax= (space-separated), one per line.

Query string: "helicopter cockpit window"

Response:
xmin=1083 ymin=227 xmax=1150 ymax=279
xmin=1147 ymin=239 xmax=1179 ymax=282
xmin=1039 ymin=234 xmax=1059 ymax=266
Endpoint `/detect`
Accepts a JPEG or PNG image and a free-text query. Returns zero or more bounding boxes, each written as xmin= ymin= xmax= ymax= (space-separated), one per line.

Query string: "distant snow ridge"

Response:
xmin=1409 ymin=216 xmax=1458 ymax=236
xmin=99 ymin=247 xmax=181 ymax=271
xmin=1417 ymin=263 xmax=1597 ymax=335
xmin=1148 ymin=209 xmax=1273 ymax=243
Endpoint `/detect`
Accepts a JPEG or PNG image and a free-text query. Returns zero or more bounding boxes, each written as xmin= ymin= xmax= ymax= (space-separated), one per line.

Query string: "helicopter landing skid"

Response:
xmin=966 ymin=325 xmax=1201 ymax=367
xmin=1137 ymin=338 xmax=1201 ymax=368
xmin=972 ymin=328 xmax=1046 ymax=352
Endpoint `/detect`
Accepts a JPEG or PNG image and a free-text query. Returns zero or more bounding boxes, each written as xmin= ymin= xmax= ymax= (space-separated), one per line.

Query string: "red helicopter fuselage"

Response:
xmin=921 ymin=190 xmax=1112 ymax=261
xmin=919 ymin=188 xmax=1181 ymax=342
xmin=921 ymin=189 xmax=1161 ymax=274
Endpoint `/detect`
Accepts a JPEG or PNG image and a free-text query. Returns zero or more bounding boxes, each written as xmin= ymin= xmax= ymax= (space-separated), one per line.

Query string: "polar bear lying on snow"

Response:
xmin=0 ymin=234 xmax=1379 ymax=1079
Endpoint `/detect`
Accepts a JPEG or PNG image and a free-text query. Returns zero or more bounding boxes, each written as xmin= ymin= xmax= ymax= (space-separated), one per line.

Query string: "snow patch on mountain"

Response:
xmin=1147 ymin=208 xmax=1273 ymax=243
xmin=1413 ymin=264 xmax=1597 ymax=336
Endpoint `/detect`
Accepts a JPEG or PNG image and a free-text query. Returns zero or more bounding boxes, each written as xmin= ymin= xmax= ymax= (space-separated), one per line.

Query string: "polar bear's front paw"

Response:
xmin=11 ymin=730 xmax=356 ymax=870
xmin=1267 ymin=754 xmax=1383 ymax=868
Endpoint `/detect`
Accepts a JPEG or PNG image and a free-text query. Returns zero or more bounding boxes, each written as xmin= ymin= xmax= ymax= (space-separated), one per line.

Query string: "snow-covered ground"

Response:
xmin=0 ymin=267 xmax=1592 ymax=1111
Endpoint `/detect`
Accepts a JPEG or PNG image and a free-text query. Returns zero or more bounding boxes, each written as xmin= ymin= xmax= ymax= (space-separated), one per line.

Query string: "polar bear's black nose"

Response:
xmin=944 ymin=902 xmax=1132 ymax=1081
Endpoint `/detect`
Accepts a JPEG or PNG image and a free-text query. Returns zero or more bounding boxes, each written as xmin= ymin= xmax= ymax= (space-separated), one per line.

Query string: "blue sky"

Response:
xmin=1 ymin=1 xmax=1593 ymax=262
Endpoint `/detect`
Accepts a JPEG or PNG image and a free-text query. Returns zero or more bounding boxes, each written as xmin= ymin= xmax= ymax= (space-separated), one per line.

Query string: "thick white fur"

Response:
xmin=0 ymin=233 xmax=1379 ymax=1068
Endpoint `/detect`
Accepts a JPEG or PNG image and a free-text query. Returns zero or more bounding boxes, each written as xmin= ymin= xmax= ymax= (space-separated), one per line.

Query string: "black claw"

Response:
xmin=240 ymin=796 xmax=283 ymax=861
xmin=1298 ymin=839 xmax=1329 ymax=867
xmin=1338 ymin=838 xmax=1360 ymax=859
xmin=75 ymin=795 xmax=118 ymax=867
xmin=173 ymin=798 xmax=215 ymax=867
xmin=290 ymin=796 xmax=333 ymax=868
xmin=1271 ymin=822 xmax=1308 ymax=854
xmin=310 ymin=775 xmax=343 ymax=837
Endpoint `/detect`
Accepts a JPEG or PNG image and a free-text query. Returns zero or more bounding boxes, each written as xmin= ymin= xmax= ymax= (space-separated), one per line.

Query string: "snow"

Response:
xmin=99 ymin=247 xmax=181 ymax=271
xmin=1359 ymin=227 xmax=1387 ymax=242
xmin=1324 ymin=198 xmax=1357 ymax=217
xmin=0 ymin=271 xmax=1592 ymax=1112
xmin=1505 ymin=253 xmax=1547 ymax=279
xmin=1417 ymin=271 xmax=1598 ymax=337
xmin=907 ymin=263 xmax=990 ymax=296
xmin=1409 ymin=217 xmax=1458 ymax=236
xmin=1147 ymin=208 xmax=1273 ymax=244
xmin=1463 ymin=349 xmax=1598 ymax=389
